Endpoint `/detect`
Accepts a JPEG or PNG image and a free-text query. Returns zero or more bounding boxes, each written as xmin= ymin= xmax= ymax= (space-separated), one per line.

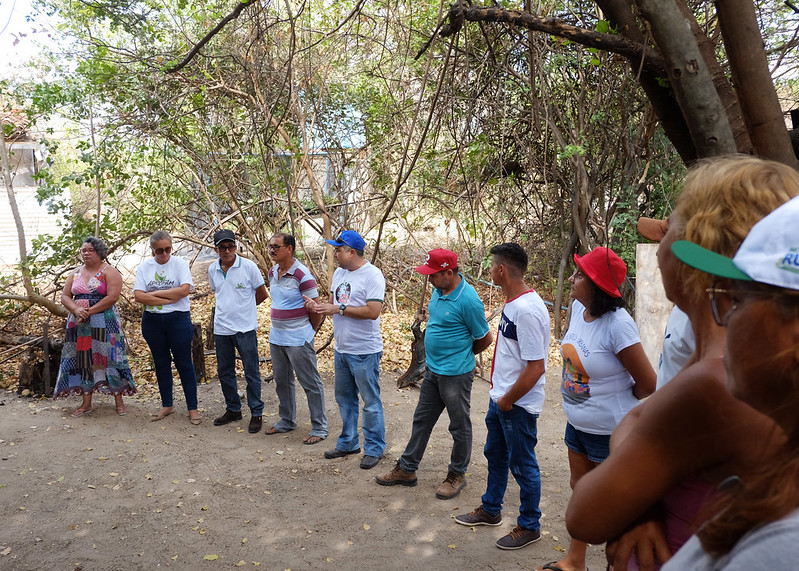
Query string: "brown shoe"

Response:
xmin=375 ymin=461 xmax=417 ymax=486
xmin=435 ymin=471 xmax=466 ymax=499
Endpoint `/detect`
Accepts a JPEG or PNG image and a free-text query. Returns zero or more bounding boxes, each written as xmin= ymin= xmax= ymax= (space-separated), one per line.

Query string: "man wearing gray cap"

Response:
xmin=209 ymin=229 xmax=268 ymax=434
xmin=304 ymin=230 xmax=386 ymax=469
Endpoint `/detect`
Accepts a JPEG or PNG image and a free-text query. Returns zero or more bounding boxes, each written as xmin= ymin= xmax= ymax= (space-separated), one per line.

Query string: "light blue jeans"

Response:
xmin=270 ymin=341 xmax=328 ymax=437
xmin=333 ymin=351 xmax=385 ymax=457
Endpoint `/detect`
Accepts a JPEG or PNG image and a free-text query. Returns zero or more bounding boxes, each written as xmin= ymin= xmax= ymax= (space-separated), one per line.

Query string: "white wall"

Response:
xmin=634 ymin=243 xmax=673 ymax=370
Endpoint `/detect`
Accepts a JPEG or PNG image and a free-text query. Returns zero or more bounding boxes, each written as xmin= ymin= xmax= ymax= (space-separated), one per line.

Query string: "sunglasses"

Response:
xmin=268 ymin=244 xmax=285 ymax=251
xmin=152 ymin=246 xmax=172 ymax=255
xmin=217 ymin=244 xmax=236 ymax=252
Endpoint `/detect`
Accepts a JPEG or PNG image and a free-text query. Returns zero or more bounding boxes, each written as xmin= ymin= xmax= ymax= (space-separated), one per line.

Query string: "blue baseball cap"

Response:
xmin=326 ymin=230 xmax=366 ymax=251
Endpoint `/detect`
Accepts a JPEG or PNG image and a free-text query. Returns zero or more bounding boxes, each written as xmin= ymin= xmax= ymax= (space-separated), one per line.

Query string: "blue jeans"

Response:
xmin=270 ymin=342 xmax=328 ymax=437
xmin=215 ymin=330 xmax=264 ymax=416
xmin=141 ymin=311 xmax=198 ymax=410
xmin=333 ymin=351 xmax=385 ymax=457
xmin=481 ymin=399 xmax=542 ymax=531
xmin=399 ymin=369 xmax=474 ymax=474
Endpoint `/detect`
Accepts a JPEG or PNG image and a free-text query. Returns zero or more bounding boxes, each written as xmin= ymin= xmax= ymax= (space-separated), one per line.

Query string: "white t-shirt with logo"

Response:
xmin=133 ymin=256 xmax=193 ymax=313
xmin=330 ymin=261 xmax=385 ymax=355
xmin=560 ymin=300 xmax=642 ymax=434
xmin=489 ymin=290 xmax=550 ymax=415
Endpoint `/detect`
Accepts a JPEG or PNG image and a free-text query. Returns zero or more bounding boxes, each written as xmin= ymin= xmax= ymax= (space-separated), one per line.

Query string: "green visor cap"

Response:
xmin=671 ymin=240 xmax=752 ymax=281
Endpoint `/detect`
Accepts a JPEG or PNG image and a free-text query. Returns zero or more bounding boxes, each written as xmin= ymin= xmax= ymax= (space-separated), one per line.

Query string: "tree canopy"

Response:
xmin=2 ymin=0 xmax=797 ymax=339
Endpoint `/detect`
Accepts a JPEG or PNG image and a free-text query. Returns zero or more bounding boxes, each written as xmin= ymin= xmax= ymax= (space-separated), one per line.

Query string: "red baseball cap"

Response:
xmin=415 ymin=249 xmax=458 ymax=275
xmin=574 ymin=247 xmax=627 ymax=298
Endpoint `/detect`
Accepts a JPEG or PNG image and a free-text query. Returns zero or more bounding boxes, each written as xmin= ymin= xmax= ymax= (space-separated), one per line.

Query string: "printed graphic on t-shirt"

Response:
xmin=334 ymin=282 xmax=351 ymax=304
xmin=498 ymin=310 xmax=517 ymax=341
xmin=146 ymin=270 xmax=176 ymax=291
xmin=561 ymin=343 xmax=590 ymax=404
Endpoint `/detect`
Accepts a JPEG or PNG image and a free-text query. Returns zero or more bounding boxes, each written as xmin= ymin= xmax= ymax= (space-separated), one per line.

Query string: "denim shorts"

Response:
xmin=564 ymin=422 xmax=611 ymax=463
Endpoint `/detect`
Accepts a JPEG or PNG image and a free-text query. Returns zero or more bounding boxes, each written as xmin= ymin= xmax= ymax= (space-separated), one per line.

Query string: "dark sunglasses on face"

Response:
xmin=268 ymin=244 xmax=284 ymax=251
xmin=153 ymin=246 xmax=172 ymax=255
xmin=217 ymin=244 xmax=236 ymax=252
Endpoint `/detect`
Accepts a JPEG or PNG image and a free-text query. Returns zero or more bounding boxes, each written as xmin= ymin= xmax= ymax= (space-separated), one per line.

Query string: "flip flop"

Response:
xmin=71 ymin=407 xmax=93 ymax=417
xmin=265 ymin=426 xmax=283 ymax=435
xmin=303 ymin=435 xmax=326 ymax=445
xmin=542 ymin=564 xmax=564 ymax=571
xmin=116 ymin=406 xmax=128 ymax=416
xmin=151 ymin=408 xmax=175 ymax=422
xmin=190 ymin=416 xmax=202 ymax=425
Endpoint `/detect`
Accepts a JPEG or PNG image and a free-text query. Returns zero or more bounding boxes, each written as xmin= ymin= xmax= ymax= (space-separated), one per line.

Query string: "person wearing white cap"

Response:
xmin=304 ymin=230 xmax=387 ymax=470
xmin=661 ymin=195 xmax=799 ymax=569
xmin=376 ymin=248 xmax=492 ymax=499
xmin=563 ymin=156 xmax=797 ymax=571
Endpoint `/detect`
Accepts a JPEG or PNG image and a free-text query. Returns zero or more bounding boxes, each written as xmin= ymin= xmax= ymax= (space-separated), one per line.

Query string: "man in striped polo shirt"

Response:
xmin=265 ymin=233 xmax=328 ymax=444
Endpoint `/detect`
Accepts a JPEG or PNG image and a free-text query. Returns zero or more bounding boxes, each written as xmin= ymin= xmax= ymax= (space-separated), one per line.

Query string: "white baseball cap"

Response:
xmin=671 ymin=195 xmax=799 ymax=290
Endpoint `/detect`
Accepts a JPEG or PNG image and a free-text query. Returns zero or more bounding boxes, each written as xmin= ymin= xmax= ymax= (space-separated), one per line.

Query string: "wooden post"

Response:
xmin=192 ymin=322 xmax=207 ymax=383
xmin=205 ymin=308 xmax=215 ymax=350
xmin=42 ymin=322 xmax=51 ymax=396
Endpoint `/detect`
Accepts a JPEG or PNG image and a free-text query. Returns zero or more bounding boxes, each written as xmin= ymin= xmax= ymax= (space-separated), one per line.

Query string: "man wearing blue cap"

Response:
xmin=304 ymin=230 xmax=387 ymax=469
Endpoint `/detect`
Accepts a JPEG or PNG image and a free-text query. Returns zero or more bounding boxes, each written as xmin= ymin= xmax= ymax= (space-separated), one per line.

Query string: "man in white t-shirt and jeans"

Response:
xmin=304 ymin=230 xmax=386 ymax=470
xmin=208 ymin=229 xmax=268 ymax=434
xmin=455 ymin=243 xmax=551 ymax=551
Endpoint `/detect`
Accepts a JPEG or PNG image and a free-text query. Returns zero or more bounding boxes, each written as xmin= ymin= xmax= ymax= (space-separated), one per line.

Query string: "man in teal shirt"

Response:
xmin=377 ymin=249 xmax=493 ymax=499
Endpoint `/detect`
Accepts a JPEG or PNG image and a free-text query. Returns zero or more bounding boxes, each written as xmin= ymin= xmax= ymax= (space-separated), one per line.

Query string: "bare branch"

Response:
xmin=165 ymin=0 xmax=265 ymax=74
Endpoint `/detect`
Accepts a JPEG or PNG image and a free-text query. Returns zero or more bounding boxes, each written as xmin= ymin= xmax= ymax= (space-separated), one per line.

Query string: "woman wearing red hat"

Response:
xmin=538 ymin=246 xmax=656 ymax=571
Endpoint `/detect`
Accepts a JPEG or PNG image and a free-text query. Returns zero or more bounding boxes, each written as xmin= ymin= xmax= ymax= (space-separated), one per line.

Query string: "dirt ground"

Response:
xmin=0 ymin=366 xmax=606 ymax=570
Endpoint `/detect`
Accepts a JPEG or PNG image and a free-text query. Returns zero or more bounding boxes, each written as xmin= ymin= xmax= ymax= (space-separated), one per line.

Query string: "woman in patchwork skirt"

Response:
xmin=54 ymin=236 xmax=136 ymax=416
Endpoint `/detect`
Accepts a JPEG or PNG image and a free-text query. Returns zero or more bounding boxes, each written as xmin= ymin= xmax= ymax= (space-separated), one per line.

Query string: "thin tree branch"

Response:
xmin=165 ymin=0 xmax=266 ymax=74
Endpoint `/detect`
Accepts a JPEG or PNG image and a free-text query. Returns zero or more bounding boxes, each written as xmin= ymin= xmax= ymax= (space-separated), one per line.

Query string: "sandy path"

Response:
xmin=1 ymin=369 xmax=606 ymax=570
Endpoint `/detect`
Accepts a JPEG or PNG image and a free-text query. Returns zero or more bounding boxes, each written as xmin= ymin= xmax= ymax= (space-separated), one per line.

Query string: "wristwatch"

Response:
xmin=339 ymin=304 xmax=346 ymax=315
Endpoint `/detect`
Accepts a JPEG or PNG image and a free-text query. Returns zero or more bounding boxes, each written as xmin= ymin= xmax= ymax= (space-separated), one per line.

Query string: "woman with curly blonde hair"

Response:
xmin=560 ymin=156 xmax=798 ymax=571
xmin=666 ymin=194 xmax=799 ymax=568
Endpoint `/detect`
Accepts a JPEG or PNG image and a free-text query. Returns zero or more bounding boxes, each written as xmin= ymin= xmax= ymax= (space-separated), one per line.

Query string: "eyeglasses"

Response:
xmin=217 ymin=244 xmax=236 ymax=252
xmin=571 ymin=269 xmax=584 ymax=280
xmin=80 ymin=248 xmax=96 ymax=254
xmin=152 ymin=246 xmax=172 ymax=255
xmin=268 ymin=244 xmax=285 ymax=251
xmin=706 ymin=287 xmax=779 ymax=327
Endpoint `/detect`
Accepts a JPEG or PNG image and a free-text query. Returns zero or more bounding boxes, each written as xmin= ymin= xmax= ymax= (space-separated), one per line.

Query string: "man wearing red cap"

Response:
xmin=376 ymin=248 xmax=492 ymax=499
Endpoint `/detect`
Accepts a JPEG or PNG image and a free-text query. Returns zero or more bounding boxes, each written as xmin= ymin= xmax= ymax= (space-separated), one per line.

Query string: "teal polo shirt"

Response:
xmin=424 ymin=274 xmax=490 ymax=376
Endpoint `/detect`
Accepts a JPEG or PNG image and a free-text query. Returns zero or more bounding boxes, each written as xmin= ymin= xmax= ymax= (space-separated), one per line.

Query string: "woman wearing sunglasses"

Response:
xmin=564 ymin=156 xmax=798 ymax=570
xmin=133 ymin=231 xmax=201 ymax=424
xmin=663 ymin=195 xmax=799 ymax=568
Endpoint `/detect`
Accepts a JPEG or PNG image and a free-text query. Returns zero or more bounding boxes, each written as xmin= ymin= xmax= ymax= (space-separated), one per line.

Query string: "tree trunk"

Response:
xmin=716 ymin=0 xmax=799 ymax=168
xmin=192 ymin=322 xmax=207 ymax=384
xmin=636 ymin=0 xmax=737 ymax=157
xmin=0 ymin=118 xmax=67 ymax=317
